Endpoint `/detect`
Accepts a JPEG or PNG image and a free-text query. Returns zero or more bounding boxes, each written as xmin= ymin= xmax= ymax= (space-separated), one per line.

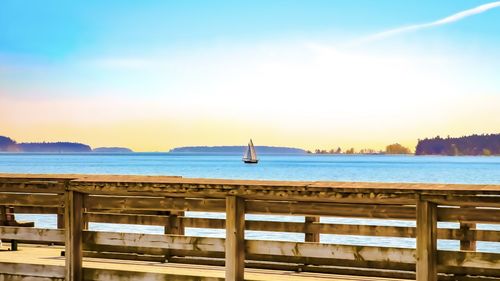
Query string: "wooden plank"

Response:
xmin=304 ymin=217 xmax=320 ymax=242
xmin=11 ymin=206 xmax=59 ymax=214
xmin=83 ymin=231 xmax=226 ymax=253
xmin=438 ymin=228 xmax=500 ymax=242
xmin=0 ymin=181 xmax=66 ymax=193
xmin=0 ymin=226 xmax=64 ymax=243
xmin=225 ymin=196 xmax=245 ymax=281
xmin=423 ymin=194 xmax=500 ymax=208
xmin=0 ymin=262 xmax=65 ymax=278
xmin=66 ymin=175 xmax=500 ymax=196
xmin=86 ymin=196 xmax=418 ymax=219
xmin=246 ymin=201 xmax=416 ymax=219
xmin=85 ymin=196 xmax=225 ymax=212
xmin=246 ymin=240 xmax=416 ymax=264
xmin=182 ymin=217 xmax=226 ymax=229
xmin=0 ymin=274 xmax=64 ymax=281
xmin=438 ymin=207 xmax=500 ymax=223
xmin=83 ymin=251 xmax=164 ymax=262
xmin=85 ymin=212 xmax=169 ymax=226
xmin=416 ymin=200 xmax=437 ymax=281
xmin=468 ymin=229 xmax=500 ymax=242
xmin=65 ymin=191 xmax=83 ymax=281
xmin=83 ymin=268 xmax=224 ymax=281
xmin=246 ymin=253 xmax=415 ymax=272
xmin=83 ymin=243 xmax=225 ymax=258
xmin=0 ymin=193 xmax=63 ymax=207
xmin=438 ymin=251 xmax=500 ymax=270
xmin=317 ymin=223 xmax=415 ymax=238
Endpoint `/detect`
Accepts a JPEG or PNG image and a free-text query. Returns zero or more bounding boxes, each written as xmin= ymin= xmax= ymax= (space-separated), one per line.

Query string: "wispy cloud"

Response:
xmin=354 ymin=1 xmax=500 ymax=45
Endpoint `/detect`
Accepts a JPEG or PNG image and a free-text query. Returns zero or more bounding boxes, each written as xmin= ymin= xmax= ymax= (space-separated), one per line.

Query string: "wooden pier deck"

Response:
xmin=0 ymin=173 xmax=499 ymax=281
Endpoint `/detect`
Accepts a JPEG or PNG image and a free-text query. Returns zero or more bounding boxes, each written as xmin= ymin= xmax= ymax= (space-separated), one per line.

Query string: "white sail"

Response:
xmin=243 ymin=144 xmax=250 ymax=159
xmin=249 ymin=139 xmax=257 ymax=160
xmin=243 ymin=139 xmax=258 ymax=162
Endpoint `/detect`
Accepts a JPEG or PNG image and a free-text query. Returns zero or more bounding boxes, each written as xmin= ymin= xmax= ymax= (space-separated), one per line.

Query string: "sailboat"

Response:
xmin=243 ymin=139 xmax=258 ymax=164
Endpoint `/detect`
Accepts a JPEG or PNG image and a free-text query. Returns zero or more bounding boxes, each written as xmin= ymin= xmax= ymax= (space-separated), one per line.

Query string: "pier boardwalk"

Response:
xmin=0 ymin=174 xmax=499 ymax=281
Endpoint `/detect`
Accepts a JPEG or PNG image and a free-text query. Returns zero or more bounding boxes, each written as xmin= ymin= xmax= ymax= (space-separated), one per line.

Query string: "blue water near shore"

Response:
xmin=1 ymin=153 xmax=499 ymax=252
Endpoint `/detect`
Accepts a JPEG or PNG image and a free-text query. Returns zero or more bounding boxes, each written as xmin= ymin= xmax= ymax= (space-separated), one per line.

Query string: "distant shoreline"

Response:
xmin=1 ymin=133 xmax=498 ymax=156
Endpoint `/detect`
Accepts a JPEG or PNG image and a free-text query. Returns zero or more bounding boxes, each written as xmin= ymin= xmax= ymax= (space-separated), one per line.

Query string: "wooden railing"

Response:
xmin=0 ymin=174 xmax=499 ymax=281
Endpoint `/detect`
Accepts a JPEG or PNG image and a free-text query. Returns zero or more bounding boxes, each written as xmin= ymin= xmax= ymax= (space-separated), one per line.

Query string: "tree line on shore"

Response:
xmin=308 ymin=134 xmax=499 ymax=156
xmin=306 ymin=143 xmax=411 ymax=155
xmin=415 ymin=134 xmax=499 ymax=156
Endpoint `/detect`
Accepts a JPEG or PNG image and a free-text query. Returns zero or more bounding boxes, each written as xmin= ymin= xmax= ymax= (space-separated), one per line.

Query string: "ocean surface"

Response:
xmin=1 ymin=153 xmax=499 ymax=252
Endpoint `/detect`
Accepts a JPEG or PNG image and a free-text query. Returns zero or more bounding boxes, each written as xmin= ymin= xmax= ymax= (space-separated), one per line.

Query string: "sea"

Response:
xmin=0 ymin=153 xmax=499 ymax=253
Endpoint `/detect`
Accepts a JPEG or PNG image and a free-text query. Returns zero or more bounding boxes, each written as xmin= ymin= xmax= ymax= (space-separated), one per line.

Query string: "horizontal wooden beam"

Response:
xmin=85 ymin=196 xmax=225 ymax=212
xmin=0 ymin=226 xmax=64 ymax=243
xmin=83 ymin=268 xmax=224 ymax=281
xmin=0 ymin=193 xmax=63 ymax=208
xmin=85 ymin=212 xmax=169 ymax=226
xmin=11 ymin=206 xmax=59 ymax=214
xmin=246 ymin=201 xmax=416 ymax=219
xmin=0 ymin=262 xmax=65 ymax=279
xmin=423 ymin=195 xmax=500 ymax=208
xmin=246 ymin=240 xmax=416 ymax=264
xmin=83 ymin=231 xmax=225 ymax=253
xmin=438 ymin=251 xmax=500 ymax=269
xmin=438 ymin=207 xmax=500 ymax=223
xmin=86 ymin=196 xmax=418 ymax=219
xmin=62 ymin=175 xmax=500 ymax=196
xmin=0 ymin=181 xmax=66 ymax=194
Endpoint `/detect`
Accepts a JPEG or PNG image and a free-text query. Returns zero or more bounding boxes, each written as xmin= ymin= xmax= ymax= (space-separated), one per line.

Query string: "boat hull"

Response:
xmin=243 ymin=159 xmax=259 ymax=164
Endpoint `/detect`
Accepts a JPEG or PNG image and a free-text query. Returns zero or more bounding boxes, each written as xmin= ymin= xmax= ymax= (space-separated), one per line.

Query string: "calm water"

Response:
xmin=1 ymin=153 xmax=499 ymax=252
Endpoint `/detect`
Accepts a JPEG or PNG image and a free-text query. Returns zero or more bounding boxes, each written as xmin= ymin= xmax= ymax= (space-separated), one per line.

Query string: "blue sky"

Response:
xmin=1 ymin=1 xmax=499 ymax=150
xmin=2 ymin=1 xmax=499 ymax=59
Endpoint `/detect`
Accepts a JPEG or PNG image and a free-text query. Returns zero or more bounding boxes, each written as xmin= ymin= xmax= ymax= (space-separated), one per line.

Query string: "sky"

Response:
xmin=1 ymin=0 xmax=499 ymax=152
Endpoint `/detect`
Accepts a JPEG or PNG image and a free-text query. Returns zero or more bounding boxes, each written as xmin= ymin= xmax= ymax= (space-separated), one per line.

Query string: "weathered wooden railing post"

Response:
xmin=164 ymin=210 xmax=185 ymax=260
xmin=416 ymin=198 xmax=438 ymax=281
xmin=65 ymin=190 xmax=84 ymax=281
xmin=165 ymin=211 xmax=185 ymax=235
xmin=57 ymin=208 xmax=65 ymax=229
xmin=459 ymin=206 xmax=476 ymax=251
xmin=0 ymin=206 xmax=18 ymax=250
xmin=305 ymin=216 xmax=320 ymax=242
xmin=226 ymin=196 xmax=245 ymax=281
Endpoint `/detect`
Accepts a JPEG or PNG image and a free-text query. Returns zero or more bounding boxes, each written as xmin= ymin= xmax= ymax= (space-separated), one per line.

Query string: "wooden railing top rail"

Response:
xmin=1 ymin=174 xmax=500 ymax=201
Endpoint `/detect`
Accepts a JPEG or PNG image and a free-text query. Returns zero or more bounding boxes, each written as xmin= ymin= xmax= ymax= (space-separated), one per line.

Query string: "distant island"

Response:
xmin=170 ymin=146 xmax=306 ymax=154
xmin=0 ymin=135 xmax=133 ymax=153
xmin=416 ymin=134 xmax=499 ymax=156
xmin=93 ymin=147 xmax=133 ymax=153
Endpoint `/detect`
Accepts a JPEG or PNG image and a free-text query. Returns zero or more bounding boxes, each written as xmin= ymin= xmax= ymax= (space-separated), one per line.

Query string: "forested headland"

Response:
xmin=415 ymin=134 xmax=499 ymax=156
xmin=0 ymin=135 xmax=132 ymax=153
